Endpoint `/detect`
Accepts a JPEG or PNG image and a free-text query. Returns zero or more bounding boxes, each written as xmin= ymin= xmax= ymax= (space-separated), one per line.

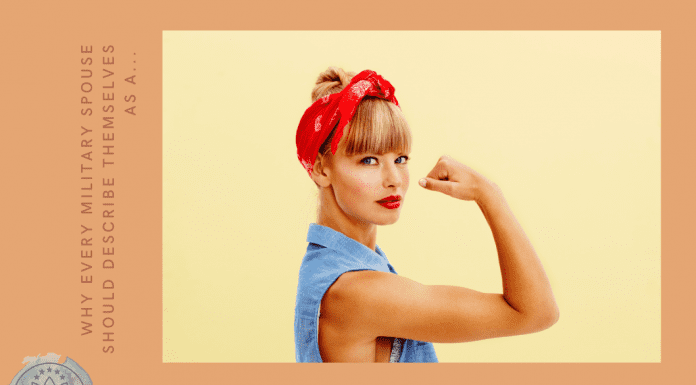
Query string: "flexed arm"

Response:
xmin=320 ymin=156 xmax=558 ymax=348
xmin=419 ymin=155 xmax=559 ymax=330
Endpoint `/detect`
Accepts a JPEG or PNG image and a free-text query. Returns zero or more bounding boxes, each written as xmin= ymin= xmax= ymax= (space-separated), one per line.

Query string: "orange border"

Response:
xmin=0 ymin=1 xmax=691 ymax=384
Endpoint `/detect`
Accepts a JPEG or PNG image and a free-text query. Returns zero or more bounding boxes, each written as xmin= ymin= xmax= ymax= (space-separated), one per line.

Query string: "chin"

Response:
xmin=374 ymin=212 xmax=401 ymax=226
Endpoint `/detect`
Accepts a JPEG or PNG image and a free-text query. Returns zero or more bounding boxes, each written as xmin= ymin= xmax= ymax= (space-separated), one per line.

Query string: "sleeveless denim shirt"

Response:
xmin=294 ymin=224 xmax=438 ymax=363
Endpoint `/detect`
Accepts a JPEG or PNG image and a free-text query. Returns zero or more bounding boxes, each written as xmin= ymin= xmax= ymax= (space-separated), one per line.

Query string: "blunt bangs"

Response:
xmin=341 ymin=98 xmax=412 ymax=156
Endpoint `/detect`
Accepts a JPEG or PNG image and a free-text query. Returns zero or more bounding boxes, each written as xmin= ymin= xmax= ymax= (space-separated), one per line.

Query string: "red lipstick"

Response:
xmin=377 ymin=195 xmax=402 ymax=209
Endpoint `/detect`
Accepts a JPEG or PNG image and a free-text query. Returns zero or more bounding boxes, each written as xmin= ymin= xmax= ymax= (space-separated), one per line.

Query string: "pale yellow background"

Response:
xmin=163 ymin=31 xmax=660 ymax=362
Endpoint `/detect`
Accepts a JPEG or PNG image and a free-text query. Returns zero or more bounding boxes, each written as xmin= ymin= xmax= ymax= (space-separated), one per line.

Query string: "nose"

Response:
xmin=382 ymin=162 xmax=402 ymax=188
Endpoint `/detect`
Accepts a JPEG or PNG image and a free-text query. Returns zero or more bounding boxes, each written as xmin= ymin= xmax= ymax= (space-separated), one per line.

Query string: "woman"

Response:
xmin=294 ymin=67 xmax=559 ymax=363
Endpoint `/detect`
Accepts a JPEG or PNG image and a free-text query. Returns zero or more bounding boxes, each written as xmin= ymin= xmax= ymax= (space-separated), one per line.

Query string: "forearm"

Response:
xmin=476 ymin=182 xmax=559 ymax=327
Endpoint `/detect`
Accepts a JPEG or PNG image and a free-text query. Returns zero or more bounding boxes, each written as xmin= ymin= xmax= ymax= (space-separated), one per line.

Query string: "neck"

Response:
xmin=316 ymin=186 xmax=377 ymax=251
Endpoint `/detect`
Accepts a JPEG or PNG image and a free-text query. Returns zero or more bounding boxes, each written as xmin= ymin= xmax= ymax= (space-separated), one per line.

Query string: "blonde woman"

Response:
xmin=294 ymin=67 xmax=559 ymax=363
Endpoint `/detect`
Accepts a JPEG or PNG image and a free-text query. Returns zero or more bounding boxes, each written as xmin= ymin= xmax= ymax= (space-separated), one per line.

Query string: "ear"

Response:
xmin=311 ymin=154 xmax=332 ymax=188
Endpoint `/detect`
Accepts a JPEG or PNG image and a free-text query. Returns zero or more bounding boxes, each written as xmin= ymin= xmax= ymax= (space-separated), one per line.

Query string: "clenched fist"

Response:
xmin=418 ymin=155 xmax=500 ymax=203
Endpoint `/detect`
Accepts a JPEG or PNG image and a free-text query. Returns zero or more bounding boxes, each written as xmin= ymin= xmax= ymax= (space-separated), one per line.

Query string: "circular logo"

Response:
xmin=9 ymin=354 xmax=92 ymax=385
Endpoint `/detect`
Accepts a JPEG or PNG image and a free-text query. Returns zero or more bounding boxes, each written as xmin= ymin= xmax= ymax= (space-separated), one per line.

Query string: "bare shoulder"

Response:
xmin=322 ymin=271 xmax=420 ymax=323
xmin=319 ymin=270 xmax=403 ymax=345
xmin=324 ymin=270 xmax=424 ymax=312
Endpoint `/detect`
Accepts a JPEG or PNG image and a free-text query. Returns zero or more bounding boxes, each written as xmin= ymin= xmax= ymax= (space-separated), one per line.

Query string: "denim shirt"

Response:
xmin=294 ymin=224 xmax=438 ymax=363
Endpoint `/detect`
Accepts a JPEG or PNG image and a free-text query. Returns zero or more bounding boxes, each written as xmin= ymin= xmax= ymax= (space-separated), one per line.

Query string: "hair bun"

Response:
xmin=311 ymin=67 xmax=356 ymax=102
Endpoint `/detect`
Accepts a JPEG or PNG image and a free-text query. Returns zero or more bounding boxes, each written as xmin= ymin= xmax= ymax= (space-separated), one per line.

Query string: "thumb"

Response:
xmin=419 ymin=177 xmax=453 ymax=196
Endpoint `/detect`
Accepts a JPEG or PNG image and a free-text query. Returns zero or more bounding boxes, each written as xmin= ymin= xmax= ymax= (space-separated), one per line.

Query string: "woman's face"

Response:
xmin=326 ymin=150 xmax=410 ymax=226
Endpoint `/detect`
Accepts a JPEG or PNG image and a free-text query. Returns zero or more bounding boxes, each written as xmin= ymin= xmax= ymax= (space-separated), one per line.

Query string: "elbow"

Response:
xmin=520 ymin=303 xmax=559 ymax=333
xmin=542 ymin=305 xmax=560 ymax=330
xmin=552 ymin=304 xmax=560 ymax=325
xmin=536 ymin=303 xmax=560 ymax=331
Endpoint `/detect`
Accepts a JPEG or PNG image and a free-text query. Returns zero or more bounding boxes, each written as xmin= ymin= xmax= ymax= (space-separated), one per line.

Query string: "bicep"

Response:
xmin=332 ymin=271 xmax=536 ymax=344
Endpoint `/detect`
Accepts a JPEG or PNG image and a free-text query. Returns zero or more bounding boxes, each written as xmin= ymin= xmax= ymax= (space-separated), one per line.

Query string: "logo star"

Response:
xmin=39 ymin=369 xmax=45 ymax=375
xmin=47 ymin=367 xmax=52 ymax=373
xmin=34 ymin=375 xmax=39 ymax=380
xmin=60 ymin=375 xmax=65 ymax=380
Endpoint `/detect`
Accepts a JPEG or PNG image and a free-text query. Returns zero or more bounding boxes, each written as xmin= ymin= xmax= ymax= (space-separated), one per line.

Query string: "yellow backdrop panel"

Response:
xmin=163 ymin=31 xmax=660 ymax=362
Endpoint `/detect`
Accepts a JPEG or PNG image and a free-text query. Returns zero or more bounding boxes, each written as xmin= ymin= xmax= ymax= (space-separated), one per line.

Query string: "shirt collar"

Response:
xmin=306 ymin=223 xmax=387 ymax=260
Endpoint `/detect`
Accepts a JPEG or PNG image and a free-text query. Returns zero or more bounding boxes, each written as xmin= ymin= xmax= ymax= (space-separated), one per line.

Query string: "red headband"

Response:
xmin=296 ymin=69 xmax=399 ymax=176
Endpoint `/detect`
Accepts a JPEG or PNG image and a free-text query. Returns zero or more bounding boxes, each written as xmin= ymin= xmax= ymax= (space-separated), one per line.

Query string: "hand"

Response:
xmin=418 ymin=155 xmax=497 ymax=203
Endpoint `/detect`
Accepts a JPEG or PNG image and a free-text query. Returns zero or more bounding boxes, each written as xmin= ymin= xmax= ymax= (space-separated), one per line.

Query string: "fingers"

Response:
xmin=421 ymin=156 xmax=454 ymax=196
xmin=419 ymin=155 xmax=489 ymax=202
xmin=426 ymin=156 xmax=452 ymax=181
xmin=420 ymin=155 xmax=460 ymax=198
xmin=419 ymin=177 xmax=453 ymax=196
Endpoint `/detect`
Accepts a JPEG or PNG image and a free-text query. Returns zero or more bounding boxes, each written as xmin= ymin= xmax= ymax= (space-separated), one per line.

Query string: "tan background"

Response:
xmin=163 ymin=31 xmax=659 ymax=362
xmin=0 ymin=0 xmax=693 ymax=383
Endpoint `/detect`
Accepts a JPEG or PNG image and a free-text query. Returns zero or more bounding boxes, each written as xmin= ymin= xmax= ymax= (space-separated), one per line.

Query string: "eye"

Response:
xmin=395 ymin=155 xmax=409 ymax=164
xmin=360 ymin=157 xmax=378 ymax=165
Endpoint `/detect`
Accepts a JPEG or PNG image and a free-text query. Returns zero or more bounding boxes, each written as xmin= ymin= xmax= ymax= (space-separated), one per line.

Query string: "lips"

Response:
xmin=377 ymin=195 xmax=401 ymax=209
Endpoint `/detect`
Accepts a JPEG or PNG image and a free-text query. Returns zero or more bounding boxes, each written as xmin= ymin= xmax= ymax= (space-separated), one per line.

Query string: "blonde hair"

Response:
xmin=312 ymin=67 xmax=412 ymax=157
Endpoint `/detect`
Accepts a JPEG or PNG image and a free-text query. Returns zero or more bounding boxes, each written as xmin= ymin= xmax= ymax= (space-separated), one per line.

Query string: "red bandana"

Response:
xmin=296 ymin=70 xmax=399 ymax=176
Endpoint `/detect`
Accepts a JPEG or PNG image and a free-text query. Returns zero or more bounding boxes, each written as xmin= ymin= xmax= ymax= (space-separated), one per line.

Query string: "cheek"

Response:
xmin=341 ymin=168 xmax=378 ymax=194
xmin=333 ymin=170 xmax=372 ymax=206
xmin=402 ymin=169 xmax=410 ymax=192
xmin=351 ymin=174 xmax=379 ymax=196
